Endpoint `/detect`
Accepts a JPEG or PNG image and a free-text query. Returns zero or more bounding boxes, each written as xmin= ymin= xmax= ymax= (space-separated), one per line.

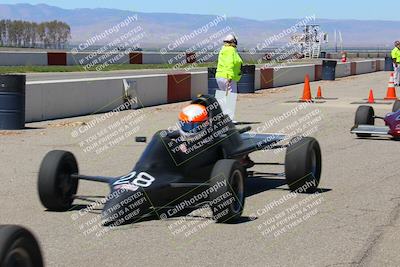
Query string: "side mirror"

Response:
xmin=135 ymin=137 xmax=147 ymax=143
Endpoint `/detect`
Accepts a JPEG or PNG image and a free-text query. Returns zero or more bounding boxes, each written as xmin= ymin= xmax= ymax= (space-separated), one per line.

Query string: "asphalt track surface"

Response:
xmin=1 ymin=71 xmax=399 ymax=266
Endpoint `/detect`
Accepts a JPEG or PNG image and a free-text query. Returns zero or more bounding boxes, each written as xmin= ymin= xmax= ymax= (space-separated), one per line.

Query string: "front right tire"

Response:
xmin=38 ymin=150 xmax=79 ymax=211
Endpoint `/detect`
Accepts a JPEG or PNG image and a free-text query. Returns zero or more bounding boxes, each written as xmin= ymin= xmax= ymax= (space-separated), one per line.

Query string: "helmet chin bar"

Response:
xmin=179 ymin=119 xmax=212 ymax=142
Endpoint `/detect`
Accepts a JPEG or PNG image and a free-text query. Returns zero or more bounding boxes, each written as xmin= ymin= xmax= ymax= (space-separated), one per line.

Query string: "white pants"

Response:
xmin=394 ymin=63 xmax=400 ymax=85
xmin=215 ymin=78 xmax=238 ymax=120
xmin=216 ymin=78 xmax=238 ymax=93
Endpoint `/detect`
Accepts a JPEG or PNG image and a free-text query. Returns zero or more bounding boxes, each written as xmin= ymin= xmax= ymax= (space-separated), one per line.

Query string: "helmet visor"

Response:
xmin=180 ymin=121 xmax=205 ymax=133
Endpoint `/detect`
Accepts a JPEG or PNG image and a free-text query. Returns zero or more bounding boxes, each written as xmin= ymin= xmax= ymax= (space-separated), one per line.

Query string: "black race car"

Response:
xmin=37 ymin=95 xmax=322 ymax=225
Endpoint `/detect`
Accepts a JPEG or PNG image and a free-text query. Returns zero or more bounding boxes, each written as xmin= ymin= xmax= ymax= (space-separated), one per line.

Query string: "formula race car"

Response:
xmin=351 ymin=100 xmax=400 ymax=140
xmin=37 ymin=95 xmax=322 ymax=225
xmin=0 ymin=225 xmax=44 ymax=267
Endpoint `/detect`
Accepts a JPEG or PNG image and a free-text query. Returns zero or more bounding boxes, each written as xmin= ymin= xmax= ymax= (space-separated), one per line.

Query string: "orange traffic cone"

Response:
xmin=300 ymin=74 xmax=312 ymax=102
xmin=384 ymin=73 xmax=398 ymax=100
xmin=315 ymin=86 xmax=323 ymax=99
xmin=367 ymin=89 xmax=375 ymax=103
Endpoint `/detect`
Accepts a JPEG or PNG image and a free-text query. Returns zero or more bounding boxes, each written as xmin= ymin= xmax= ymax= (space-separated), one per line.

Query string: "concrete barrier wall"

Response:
xmin=255 ymin=69 xmax=261 ymax=90
xmin=0 ymin=52 xmax=47 ymax=66
xmin=355 ymin=60 xmax=375 ymax=74
xmin=377 ymin=59 xmax=384 ymax=71
xmin=257 ymin=59 xmax=384 ymax=90
xmin=67 ymin=52 xmax=130 ymax=66
xmin=191 ymin=72 xmax=208 ymax=98
xmin=25 ymin=85 xmax=44 ymax=122
xmin=26 ymin=78 xmax=126 ymax=122
xmin=128 ymin=75 xmax=168 ymax=107
xmin=25 ymin=72 xmax=198 ymax=122
xmin=273 ymin=64 xmax=315 ymax=87
xmin=335 ymin=62 xmax=352 ymax=78
xmin=335 ymin=59 xmax=383 ymax=78
xmin=24 ymin=59 xmax=386 ymax=122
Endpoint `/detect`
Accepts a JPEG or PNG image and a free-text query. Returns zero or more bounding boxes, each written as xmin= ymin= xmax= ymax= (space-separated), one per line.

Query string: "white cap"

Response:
xmin=223 ymin=34 xmax=238 ymax=45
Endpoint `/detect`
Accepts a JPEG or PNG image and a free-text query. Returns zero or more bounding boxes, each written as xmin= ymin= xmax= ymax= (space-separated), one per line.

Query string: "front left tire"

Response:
xmin=209 ymin=160 xmax=246 ymax=223
xmin=393 ymin=100 xmax=400 ymax=113
xmin=354 ymin=106 xmax=375 ymax=137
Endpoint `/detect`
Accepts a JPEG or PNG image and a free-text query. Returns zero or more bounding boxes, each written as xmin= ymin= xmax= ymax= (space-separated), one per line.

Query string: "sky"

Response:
xmin=0 ymin=0 xmax=395 ymax=21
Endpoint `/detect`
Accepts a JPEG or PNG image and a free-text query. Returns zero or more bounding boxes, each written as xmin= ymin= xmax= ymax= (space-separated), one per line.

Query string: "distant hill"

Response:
xmin=0 ymin=3 xmax=397 ymax=49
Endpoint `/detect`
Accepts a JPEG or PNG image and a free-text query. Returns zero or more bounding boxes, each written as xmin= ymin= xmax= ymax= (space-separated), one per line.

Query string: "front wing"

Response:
xmin=350 ymin=125 xmax=390 ymax=136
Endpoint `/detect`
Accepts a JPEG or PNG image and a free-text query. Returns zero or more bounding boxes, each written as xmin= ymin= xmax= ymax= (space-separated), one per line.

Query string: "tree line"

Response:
xmin=0 ymin=20 xmax=71 ymax=49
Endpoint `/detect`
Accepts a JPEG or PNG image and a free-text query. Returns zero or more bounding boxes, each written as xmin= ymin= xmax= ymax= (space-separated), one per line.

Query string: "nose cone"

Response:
xmin=101 ymin=188 xmax=150 ymax=226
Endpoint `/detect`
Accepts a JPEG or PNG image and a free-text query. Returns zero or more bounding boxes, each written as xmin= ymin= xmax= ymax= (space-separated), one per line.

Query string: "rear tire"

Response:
xmin=354 ymin=106 xmax=374 ymax=137
xmin=393 ymin=100 xmax=400 ymax=113
xmin=0 ymin=225 xmax=44 ymax=267
xmin=209 ymin=160 xmax=246 ymax=223
xmin=38 ymin=150 xmax=79 ymax=211
xmin=285 ymin=137 xmax=322 ymax=193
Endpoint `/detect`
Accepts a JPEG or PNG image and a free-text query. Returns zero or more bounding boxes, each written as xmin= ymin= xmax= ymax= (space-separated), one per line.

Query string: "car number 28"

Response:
xmin=113 ymin=171 xmax=155 ymax=188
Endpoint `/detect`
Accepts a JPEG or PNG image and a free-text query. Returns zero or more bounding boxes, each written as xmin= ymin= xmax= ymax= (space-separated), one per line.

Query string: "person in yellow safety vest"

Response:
xmin=392 ymin=41 xmax=400 ymax=86
xmin=214 ymin=34 xmax=254 ymax=168
xmin=215 ymin=34 xmax=243 ymax=93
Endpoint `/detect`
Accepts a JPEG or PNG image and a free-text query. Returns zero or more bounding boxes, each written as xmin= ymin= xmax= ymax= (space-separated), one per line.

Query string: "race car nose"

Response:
xmin=101 ymin=189 xmax=150 ymax=226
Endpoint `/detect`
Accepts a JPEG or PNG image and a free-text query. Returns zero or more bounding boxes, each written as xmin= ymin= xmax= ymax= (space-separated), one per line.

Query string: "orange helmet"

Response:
xmin=178 ymin=104 xmax=209 ymax=136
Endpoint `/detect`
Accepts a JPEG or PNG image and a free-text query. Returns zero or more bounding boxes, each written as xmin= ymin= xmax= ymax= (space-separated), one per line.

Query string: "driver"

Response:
xmin=176 ymin=101 xmax=254 ymax=168
xmin=178 ymin=104 xmax=211 ymax=142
